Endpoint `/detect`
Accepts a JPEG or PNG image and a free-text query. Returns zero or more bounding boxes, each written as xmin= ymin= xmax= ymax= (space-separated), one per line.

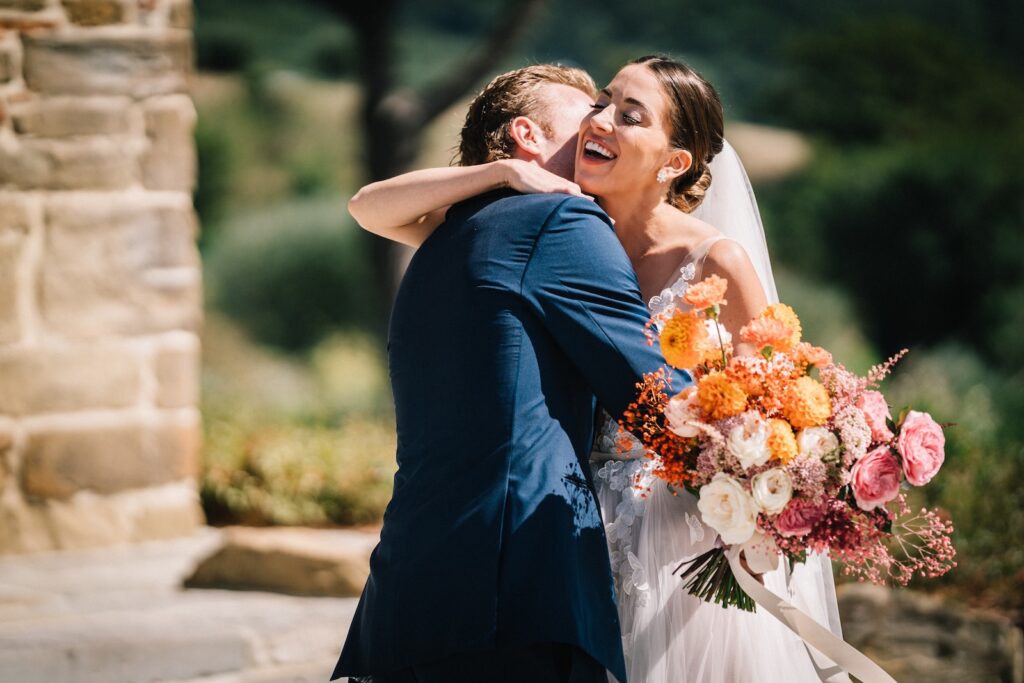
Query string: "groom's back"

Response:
xmin=337 ymin=189 xmax=661 ymax=682
xmin=388 ymin=190 xmax=595 ymax=493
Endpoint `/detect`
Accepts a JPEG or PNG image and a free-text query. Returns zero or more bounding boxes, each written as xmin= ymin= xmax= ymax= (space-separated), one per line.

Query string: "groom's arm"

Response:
xmin=522 ymin=196 xmax=691 ymax=418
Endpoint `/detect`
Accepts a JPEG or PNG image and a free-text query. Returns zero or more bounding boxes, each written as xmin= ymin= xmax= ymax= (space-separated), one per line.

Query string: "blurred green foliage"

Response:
xmin=200 ymin=312 xmax=394 ymax=526
xmin=204 ymin=199 xmax=373 ymax=350
xmin=191 ymin=0 xmax=1024 ymax=611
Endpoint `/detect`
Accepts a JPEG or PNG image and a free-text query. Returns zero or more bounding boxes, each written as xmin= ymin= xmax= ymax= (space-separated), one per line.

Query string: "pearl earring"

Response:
xmin=656 ymin=169 xmax=668 ymax=184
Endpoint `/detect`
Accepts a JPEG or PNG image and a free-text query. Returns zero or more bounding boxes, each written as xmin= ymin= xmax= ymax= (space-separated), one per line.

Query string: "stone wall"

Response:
xmin=0 ymin=0 xmax=202 ymax=553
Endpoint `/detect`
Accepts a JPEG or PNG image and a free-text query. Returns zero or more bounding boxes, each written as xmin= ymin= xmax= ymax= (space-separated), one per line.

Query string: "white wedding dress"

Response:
xmin=591 ymin=150 xmax=851 ymax=682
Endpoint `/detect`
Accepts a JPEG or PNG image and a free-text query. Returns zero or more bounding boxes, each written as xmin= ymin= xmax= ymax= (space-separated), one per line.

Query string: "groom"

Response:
xmin=333 ymin=64 xmax=688 ymax=683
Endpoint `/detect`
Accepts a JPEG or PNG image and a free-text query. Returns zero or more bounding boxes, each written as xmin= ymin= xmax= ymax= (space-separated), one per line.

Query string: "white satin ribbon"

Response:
xmin=726 ymin=547 xmax=897 ymax=683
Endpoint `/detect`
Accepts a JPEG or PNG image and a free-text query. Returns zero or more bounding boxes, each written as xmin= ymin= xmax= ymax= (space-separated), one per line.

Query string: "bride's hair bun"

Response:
xmin=632 ymin=55 xmax=724 ymax=213
xmin=673 ymin=164 xmax=714 ymax=214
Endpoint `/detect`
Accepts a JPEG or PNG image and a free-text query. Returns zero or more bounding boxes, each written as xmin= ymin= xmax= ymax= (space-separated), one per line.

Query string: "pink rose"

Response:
xmin=897 ymin=410 xmax=945 ymax=486
xmin=775 ymin=498 xmax=826 ymax=537
xmin=856 ymin=390 xmax=894 ymax=443
xmin=850 ymin=446 xmax=902 ymax=511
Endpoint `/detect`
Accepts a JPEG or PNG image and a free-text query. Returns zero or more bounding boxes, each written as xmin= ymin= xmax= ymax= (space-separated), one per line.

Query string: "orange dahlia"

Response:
xmin=792 ymin=342 xmax=832 ymax=369
xmin=766 ymin=418 xmax=798 ymax=463
xmin=740 ymin=317 xmax=793 ymax=353
xmin=760 ymin=303 xmax=802 ymax=351
xmin=682 ymin=274 xmax=728 ymax=311
xmin=660 ymin=310 xmax=709 ymax=370
xmin=697 ymin=371 xmax=748 ymax=420
xmin=781 ymin=376 xmax=832 ymax=428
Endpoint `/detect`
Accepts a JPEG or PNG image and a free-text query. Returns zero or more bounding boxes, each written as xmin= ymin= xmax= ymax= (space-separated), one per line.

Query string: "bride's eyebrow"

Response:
xmin=601 ymin=88 xmax=648 ymax=111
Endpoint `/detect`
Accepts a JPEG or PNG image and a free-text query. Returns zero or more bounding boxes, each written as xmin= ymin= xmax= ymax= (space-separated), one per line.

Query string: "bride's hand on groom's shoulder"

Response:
xmin=496 ymin=159 xmax=592 ymax=200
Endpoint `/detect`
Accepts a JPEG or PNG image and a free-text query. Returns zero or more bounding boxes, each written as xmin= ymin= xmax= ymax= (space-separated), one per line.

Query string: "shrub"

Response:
xmin=200 ymin=413 xmax=396 ymax=527
xmin=203 ymin=198 xmax=374 ymax=350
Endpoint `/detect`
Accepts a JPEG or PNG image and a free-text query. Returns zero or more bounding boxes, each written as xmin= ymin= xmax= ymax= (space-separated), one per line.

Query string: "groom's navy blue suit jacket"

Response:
xmin=333 ymin=190 xmax=689 ymax=682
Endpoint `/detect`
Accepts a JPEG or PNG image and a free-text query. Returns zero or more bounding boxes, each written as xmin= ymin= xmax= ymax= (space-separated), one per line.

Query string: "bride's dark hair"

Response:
xmin=631 ymin=55 xmax=724 ymax=213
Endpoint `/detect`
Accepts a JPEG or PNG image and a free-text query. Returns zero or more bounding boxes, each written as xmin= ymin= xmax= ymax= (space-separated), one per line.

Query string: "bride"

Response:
xmin=348 ymin=55 xmax=848 ymax=683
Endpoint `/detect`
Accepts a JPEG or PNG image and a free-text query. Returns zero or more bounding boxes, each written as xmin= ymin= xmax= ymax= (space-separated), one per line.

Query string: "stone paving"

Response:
xmin=0 ymin=528 xmax=357 ymax=683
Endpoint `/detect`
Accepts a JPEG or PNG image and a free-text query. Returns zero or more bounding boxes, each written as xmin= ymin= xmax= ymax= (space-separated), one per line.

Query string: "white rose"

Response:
xmin=665 ymin=388 xmax=701 ymax=438
xmin=727 ymin=411 xmax=771 ymax=470
xmin=739 ymin=530 xmax=781 ymax=574
xmin=697 ymin=473 xmax=758 ymax=545
xmin=704 ymin=318 xmax=732 ymax=345
xmin=797 ymin=426 xmax=840 ymax=460
xmin=751 ymin=467 xmax=793 ymax=515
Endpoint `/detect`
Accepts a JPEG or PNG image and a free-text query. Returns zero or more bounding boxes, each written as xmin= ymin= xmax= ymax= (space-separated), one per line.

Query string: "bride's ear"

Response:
xmin=509 ymin=115 xmax=546 ymax=157
xmin=660 ymin=149 xmax=694 ymax=183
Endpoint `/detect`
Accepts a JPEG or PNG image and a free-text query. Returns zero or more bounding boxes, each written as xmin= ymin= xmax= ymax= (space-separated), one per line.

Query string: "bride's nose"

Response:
xmin=589 ymin=108 xmax=614 ymax=134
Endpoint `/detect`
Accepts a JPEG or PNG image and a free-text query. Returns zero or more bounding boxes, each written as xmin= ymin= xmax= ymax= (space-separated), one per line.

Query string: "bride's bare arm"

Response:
xmin=703 ymin=239 xmax=769 ymax=354
xmin=347 ymin=160 xmax=588 ymax=248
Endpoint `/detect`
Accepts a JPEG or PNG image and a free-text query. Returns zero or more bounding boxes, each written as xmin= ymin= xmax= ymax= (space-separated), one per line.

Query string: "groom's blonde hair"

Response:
xmin=457 ymin=64 xmax=596 ymax=167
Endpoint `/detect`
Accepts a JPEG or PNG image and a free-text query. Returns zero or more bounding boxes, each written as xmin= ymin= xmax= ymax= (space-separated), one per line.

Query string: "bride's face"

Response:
xmin=574 ymin=64 xmax=679 ymax=199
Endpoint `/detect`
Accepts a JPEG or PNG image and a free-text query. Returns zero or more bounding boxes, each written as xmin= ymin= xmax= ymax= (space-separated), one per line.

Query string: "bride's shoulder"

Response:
xmin=704 ymin=237 xmax=759 ymax=283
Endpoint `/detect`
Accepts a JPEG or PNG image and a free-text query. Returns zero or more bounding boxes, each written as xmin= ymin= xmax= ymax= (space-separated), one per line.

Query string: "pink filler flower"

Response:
xmin=856 ymin=390 xmax=894 ymax=443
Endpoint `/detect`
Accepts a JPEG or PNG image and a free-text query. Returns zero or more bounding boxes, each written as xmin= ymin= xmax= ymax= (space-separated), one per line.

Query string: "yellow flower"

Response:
xmin=760 ymin=303 xmax=802 ymax=351
xmin=697 ymin=371 xmax=748 ymax=420
xmin=682 ymin=274 xmax=729 ymax=311
xmin=766 ymin=418 xmax=798 ymax=464
xmin=781 ymin=376 xmax=832 ymax=428
xmin=660 ymin=310 xmax=710 ymax=370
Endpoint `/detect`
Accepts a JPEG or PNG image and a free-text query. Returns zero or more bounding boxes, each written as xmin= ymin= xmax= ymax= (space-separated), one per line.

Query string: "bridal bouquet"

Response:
xmin=623 ymin=275 xmax=956 ymax=611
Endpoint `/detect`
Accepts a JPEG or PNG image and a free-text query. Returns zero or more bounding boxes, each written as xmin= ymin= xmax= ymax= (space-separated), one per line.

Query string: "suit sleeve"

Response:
xmin=522 ymin=196 xmax=692 ymax=418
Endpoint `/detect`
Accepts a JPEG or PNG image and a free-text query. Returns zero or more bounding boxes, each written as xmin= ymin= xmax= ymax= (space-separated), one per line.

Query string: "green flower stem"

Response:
xmin=674 ymin=547 xmax=756 ymax=612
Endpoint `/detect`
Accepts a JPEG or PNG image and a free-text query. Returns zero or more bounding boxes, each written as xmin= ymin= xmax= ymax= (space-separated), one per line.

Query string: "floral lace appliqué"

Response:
xmin=647 ymin=261 xmax=696 ymax=326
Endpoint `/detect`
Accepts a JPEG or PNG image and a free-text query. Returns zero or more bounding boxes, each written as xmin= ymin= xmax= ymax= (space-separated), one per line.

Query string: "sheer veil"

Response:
xmin=692 ymin=140 xmax=778 ymax=303
xmin=694 ymin=140 xmax=847 ymax=676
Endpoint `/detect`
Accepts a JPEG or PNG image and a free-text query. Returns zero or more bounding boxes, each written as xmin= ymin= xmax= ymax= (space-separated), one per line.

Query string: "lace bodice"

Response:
xmin=592 ymin=236 xmax=725 ymax=623
xmin=591 ymin=234 xmax=725 ymax=462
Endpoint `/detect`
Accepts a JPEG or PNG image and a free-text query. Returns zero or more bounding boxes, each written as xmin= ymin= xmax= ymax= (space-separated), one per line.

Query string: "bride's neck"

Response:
xmin=600 ymin=191 xmax=676 ymax=268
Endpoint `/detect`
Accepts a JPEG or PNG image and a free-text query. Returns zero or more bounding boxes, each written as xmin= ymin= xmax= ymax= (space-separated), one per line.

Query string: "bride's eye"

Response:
xmin=623 ymin=112 xmax=642 ymax=125
xmin=590 ymin=102 xmax=608 ymax=110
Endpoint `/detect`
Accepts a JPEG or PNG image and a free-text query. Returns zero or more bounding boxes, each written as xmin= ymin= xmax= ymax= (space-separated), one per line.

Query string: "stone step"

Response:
xmin=0 ymin=589 xmax=355 ymax=683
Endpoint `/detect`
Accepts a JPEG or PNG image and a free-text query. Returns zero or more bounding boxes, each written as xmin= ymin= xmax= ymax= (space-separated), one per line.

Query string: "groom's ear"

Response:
xmin=661 ymin=149 xmax=694 ymax=183
xmin=508 ymin=115 xmax=547 ymax=158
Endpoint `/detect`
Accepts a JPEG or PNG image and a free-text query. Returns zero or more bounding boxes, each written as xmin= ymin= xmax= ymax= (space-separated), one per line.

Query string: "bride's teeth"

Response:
xmin=585 ymin=140 xmax=614 ymax=159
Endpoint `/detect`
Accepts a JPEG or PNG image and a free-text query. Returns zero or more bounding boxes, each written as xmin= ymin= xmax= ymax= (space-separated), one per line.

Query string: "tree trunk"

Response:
xmin=326 ymin=0 xmax=547 ymax=329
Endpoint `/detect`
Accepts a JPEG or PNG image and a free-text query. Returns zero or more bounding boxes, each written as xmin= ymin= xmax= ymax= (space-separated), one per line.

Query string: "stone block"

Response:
xmin=141 ymin=93 xmax=195 ymax=190
xmin=0 ymin=1 xmax=49 ymax=10
xmin=0 ymin=7 xmax=62 ymax=31
xmin=0 ymin=479 xmax=202 ymax=552
xmin=0 ymin=426 xmax=11 ymax=493
xmin=40 ymin=193 xmax=201 ymax=339
xmin=184 ymin=526 xmax=379 ymax=597
xmin=0 ymin=193 xmax=32 ymax=345
xmin=21 ymin=411 xmax=199 ymax=499
xmin=154 ymin=333 xmax=198 ymax=408
xmin=0 ymin=500 xmax=55 ymax=553
xmin=0 ymin=134 xmax=142 ymax=190
xmin=0 ymin=344 xmax=143 ymax=415
xmin=10 ymin=95 xmax=141 ymax=137
xmin=22 ymin=28 xmax=191 ymax=98
xmin=167 ymin=0 xmax=191 ymax=29
xmin=61 ymin=0 xmax=134 ymax=26
xmin=0 ymin=28 xmax=19 ymax=84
